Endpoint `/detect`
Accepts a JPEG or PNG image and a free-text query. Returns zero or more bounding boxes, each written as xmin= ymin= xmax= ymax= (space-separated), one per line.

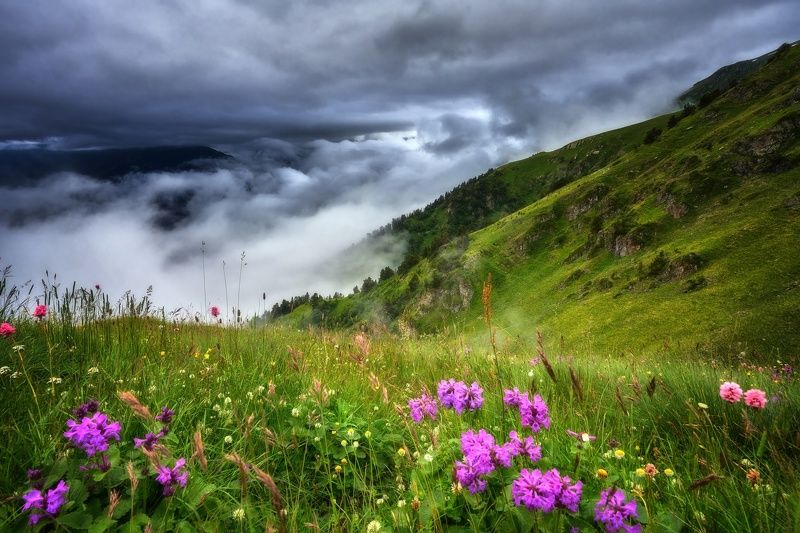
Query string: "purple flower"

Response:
xmin=503 ymin=388 xmax=524 ymax=407
xmin=512 ymin=468 xmax=559 ymax=512
xmin=463 ymin=382 xmax=484 ymax=411
xmin=156 ymin=458 xmax=189 ymax=496
xmin=21 ymin=480 xmax=69 ymax=525
xmin=521 ymin=436 xmax=542 ymax=463
xmin=72 ymin=399 xmax=99 ymax=419
xmin=454 ymin=456 xmax=490 ymax=494
xmin=133 ymin=432 xmax=160 ymax=451
xmin=461 ymin=429 xmax=495 ymax=456
xmin=555 ymin=475 xmax=583 ymax=513
xmin=437 ymin=379 xmax=459 ymax=408
xmin=408 ymin=393 xmax=438 ymax=423
xmin=520 ymin=394 xmax=551 ymax=433
xmin=438 ymin=379 xmax=483 ymax=413
xmin=594 ymin=488 xmax=640 ymax=532
xmin=64 ymin=411 xmax=122 ymax=456
xmin=155 ymin=406 xmax=175 ymax=424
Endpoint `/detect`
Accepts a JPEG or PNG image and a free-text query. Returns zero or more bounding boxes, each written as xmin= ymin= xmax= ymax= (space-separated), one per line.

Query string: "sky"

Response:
xmin=0 ymin=0 xmax=798 ymax=317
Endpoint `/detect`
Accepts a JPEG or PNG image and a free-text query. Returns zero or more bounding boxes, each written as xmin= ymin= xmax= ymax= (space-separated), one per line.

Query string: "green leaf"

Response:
xmin=58 ymin=510 xmax=93 ymax=529
xmin=88 ymin=516 xmax=116 ymax=533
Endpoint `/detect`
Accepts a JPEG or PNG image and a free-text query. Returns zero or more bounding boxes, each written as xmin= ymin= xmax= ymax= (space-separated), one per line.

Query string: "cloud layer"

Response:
xmin=0 ymin=0 xmax=798 ymax=314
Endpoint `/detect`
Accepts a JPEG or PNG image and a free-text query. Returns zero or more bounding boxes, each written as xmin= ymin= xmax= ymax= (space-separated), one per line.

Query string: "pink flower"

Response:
xmin=0 ymin=322 xmax=15 ymax=337
xmin=33 ymin=305 xmax=47 ymax=319
xmin=744 ymin=389 xmax=767 ymax=409
xmin=210 ymin=306 xmax=220 ymax=318
xmin=719 ymin=381 xmax=743 ymax=403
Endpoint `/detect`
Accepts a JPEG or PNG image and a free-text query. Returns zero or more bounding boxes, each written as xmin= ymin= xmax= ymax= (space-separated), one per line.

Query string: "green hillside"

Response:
xmin=275 ymin=43 xmax=800 ymax=357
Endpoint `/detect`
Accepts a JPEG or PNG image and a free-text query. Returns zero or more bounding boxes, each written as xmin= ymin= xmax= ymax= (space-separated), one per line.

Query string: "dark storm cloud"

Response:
xmin=0 ymin=0 xmax=797 ymax=149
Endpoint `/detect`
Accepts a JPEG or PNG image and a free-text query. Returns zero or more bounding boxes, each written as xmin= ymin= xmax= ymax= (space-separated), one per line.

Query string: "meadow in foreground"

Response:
xmin=0 ymin=283 xmax=798 ymax=532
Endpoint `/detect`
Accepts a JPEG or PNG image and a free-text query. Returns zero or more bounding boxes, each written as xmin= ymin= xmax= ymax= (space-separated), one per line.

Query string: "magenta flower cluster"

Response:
xmin=22 ymin=480 xmax=69 ymax=525
xmin=156 ymin=458 xmax=190 ymax=496
xmin=438 ymin=379 xmax=484 ymax=413
xmin=408 ymin=393 xmax=438 ymax=423
xmin=454 ymin=428 xmax=543 ymax=494
xmin=64 ymin=410 xmax=122 ymax=457
xmin=504 ymin=388 xmax=551 ymax=432
xmin=511 ymin=468 xmax=583 ymax=513
xmin=594 ymin=488 xmax=640 ymax=532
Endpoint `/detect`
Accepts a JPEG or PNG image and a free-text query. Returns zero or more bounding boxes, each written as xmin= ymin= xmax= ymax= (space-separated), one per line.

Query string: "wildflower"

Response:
xmin=233 ymin=507 xmax=245 ymax=521
xmin=21 ymin=480 xmax=69 ymax=525
xmin=365 ymin=430 xmax=372 ymax=439
xmin=746 ymin=469 xmax=760 ymax=485
xmin=596 ymin=468 xmax=608 ymax=479
xmin=0 ymin=322 xmax=16 ymax=337
xmin=210 ymin=306 xmax=220 ymax=318
xmin=438 ymin=379 xmax=483 ymax=413
xmin=719 ymin=381 xmax=743 ymax=403
xmin=511 ymin=468 xmax=559 ymax=512
xmin=635 ymin=468 xmax=646 ymax=477
xmin=644 ymin=463 xmax=658 ymax=479
xmin=0 ymin=366 xmax=10 ymax=375
xmin=697 ymin=402 xmax=708 ymax=409
xmin=64 ymin=411 xmax=122 ymax=456
xmin=663 ymin=468 xmax=674 ymax=477
xmin=291 ymin=407 xmax=301 ymax=417
xmin=519 ymin=394 xmax=551 ymax=433
xmin=408 ymin=393 xmax=438 ymax=423
xmin=155 ymin=458 xmax=189 ymax=496
xmin=614 ymin=449 xmax=625 ymax=459
xmin=744 ymin=389 xmax=767 ymax=409
xmin=341 ymin=439 xmax=348 ymax=447
xmin=335 ymin=465 xmax=342 ymax=474
xmin=397 ymin=448 xmax=406 ymax=457
xmin=594 ymin=488 xmax=640 ymax=532
xmin=555 ymin=474 xmax=583 ymax=513
xmin=366 ymin=519 xmax=381 ymax=532
xmin=503 ymin=387 xmax=524 ymax=407
xmin=423 ymin=452 xmax=433 ymax=462
xmin=353 ymin=441 xmax=360 ymax=449
xmin=224 ymin=435 xmax=233 ymax=444
xmin=32 ymin=305 xmax=47 ymax=319
xmin=566 ymin=429 xmax=597 ymax=443
xmin=397 ymin=499 xmax=406 ymax=508
xmin=133 ymin=432 xmax=161 ymax=451
xmin=87 ymin=367 xmax=100 ymax=375
xmin=155 ymin=406 xmax=175 ymax=424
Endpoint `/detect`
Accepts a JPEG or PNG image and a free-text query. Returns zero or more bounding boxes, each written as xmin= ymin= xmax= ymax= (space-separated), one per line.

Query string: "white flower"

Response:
xmin=233 ymin=508 xmax=245 ymax=521
xmin=47 ymin=377 xmax=62 ymax=384
xmin=246 ymin=392 xmax=254 ymax=400
xmin=366 ymin=519 xmax=381 ymax=532
xmin=423 ymin=453 xmax=433 ymax=463
xmin=397 ymin=499 xmax=406 ymax=508
xmin=87 ymin=367 xmax=100 ymax=375
xmin=352 ymin=441 xmax=360 ymax=449
xmin=0 ymin=366 xmax=10 ymax=375
xmin=291 ymin=407 xmax=301 ymax=417
xmin=224 ymin=396 xmax=232 ymax=405
xmin=256 ymin=385 xmax=265 ymax=394
xmin=11 ymin=345 xmax=24 ymax=353
xmin=224 ymin=435 xmax=233 ymax=444
xmin=11 ymin=371 xmax=22 ymax=379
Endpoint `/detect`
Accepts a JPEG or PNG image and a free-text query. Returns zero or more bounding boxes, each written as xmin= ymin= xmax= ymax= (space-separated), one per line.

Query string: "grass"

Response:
xmin=1 ymin=285 xmax=798 ymax=531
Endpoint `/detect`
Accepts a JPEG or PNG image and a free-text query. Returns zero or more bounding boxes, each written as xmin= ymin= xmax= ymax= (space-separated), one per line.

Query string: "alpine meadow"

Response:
xmin=1 ymin=5 xmax=800 ymax=533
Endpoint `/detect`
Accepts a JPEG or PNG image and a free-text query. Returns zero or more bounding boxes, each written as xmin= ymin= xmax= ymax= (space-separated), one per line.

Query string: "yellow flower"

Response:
xmin=365 ymin=430 xmax=372 ymax=439
xmin=635 ymin=468 xmax=646 ymax=477
xmin=397 ymin=448 xmax=406 ymax=457
xmin=340 ymin=458 xmax=348 ymax=465
xmin=614 ymin=449 xmax=625 ymax=459
xmin=159 ymin=351 xmax=166 ymax=357
xmin=347 ymin=428 xmax=355 ymax=438
xmin=697 ymin=402 xmax=708 ymax=409
xmin=334 ymin=465 xmax=342 ymax=474
xmin=596 ymin=468 xmax=608 ymax=479
xmin=341 ymin=439 xmax=348 ymax=447
xmin=664 ymin=468 xmax=674 ymax=477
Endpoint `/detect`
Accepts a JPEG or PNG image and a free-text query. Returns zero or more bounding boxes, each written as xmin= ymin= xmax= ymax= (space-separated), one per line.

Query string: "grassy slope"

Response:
xmin=323 ymin=44 xmax=800 ymax=358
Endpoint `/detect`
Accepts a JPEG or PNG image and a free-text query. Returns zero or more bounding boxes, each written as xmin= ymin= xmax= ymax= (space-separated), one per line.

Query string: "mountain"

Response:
xmin=0 ymin=145 xmax=231 ymax=185
xmin=272 ymin=42 xmax=800 ymax=356
xmin=677 ymin=41 xmax=798 ymax=106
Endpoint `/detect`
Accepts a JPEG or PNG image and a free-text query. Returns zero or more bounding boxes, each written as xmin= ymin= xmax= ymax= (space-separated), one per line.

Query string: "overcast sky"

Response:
xmin=0 ymin=0 xmax=798 ymax=317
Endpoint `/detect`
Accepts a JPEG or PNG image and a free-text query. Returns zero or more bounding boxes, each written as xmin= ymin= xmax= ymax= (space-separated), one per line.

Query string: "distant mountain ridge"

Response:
xmin=678 ymin=40 xmax=799 ymax=106
xmin=0 ymin=145 xmax=231 ymax=185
